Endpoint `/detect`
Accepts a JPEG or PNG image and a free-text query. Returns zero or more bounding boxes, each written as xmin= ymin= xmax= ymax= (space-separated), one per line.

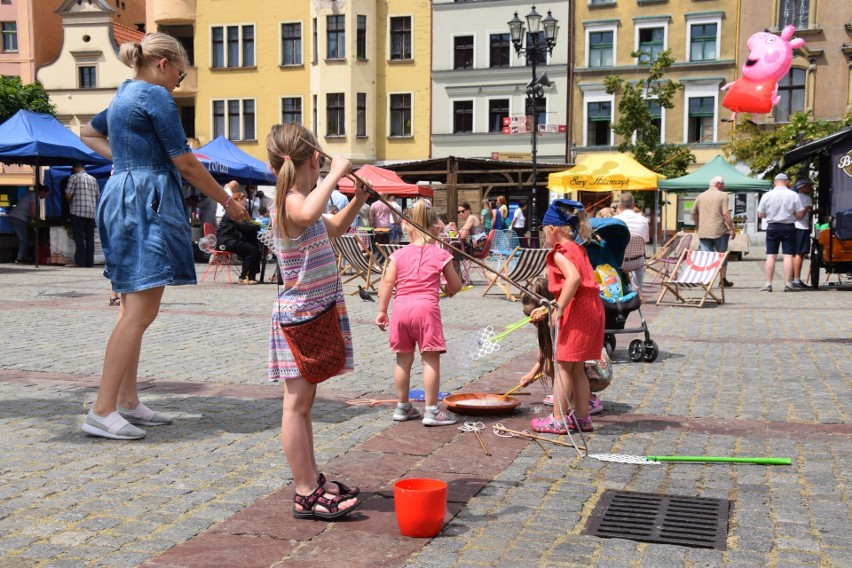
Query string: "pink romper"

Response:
xmin=388 ymin=244 xmax=453 ymax=353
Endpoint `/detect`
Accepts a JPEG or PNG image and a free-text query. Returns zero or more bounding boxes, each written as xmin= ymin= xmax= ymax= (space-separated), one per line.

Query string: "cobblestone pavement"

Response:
xmin=0 ymin=254 xmax=849 ymax=568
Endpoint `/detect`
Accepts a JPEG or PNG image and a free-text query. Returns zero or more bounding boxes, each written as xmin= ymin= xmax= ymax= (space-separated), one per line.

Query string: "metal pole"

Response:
xmin=529 ymin=46 xmax=538 ymax=236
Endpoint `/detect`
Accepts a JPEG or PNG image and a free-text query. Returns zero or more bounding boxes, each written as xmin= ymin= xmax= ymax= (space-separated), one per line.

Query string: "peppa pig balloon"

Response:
xmin=721 ymin=25 xmax=805 ymax=118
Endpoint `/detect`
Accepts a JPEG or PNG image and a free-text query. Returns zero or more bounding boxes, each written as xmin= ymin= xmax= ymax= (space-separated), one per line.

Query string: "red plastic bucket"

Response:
xmin=393 ymin=478 xmax=447 ymax=538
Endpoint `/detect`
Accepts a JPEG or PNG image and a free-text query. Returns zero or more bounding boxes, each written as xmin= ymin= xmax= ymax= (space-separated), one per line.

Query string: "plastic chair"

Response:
xmin=656 ymin=249 xmax=728 ymax=308
xmin=199 ymin=222 xmax=239 ymax=284
xmin=482 ymin=247 xmax=549 ymax=301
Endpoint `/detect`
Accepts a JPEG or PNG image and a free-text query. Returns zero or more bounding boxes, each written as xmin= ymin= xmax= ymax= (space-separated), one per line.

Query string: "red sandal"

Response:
xmin=318 ymin=472 xmax=359 ymax=498
xmin=293 ymin=485 xmax=360 ymax=521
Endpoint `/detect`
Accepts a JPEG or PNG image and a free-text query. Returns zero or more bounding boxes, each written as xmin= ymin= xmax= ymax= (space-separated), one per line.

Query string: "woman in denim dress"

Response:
xmin=80 ymin=33 xmax=249 ymax=440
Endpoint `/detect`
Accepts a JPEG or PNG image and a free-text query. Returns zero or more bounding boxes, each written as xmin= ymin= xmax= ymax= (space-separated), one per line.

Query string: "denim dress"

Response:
xmin=91 ymin=80 xmax=194 ymax=293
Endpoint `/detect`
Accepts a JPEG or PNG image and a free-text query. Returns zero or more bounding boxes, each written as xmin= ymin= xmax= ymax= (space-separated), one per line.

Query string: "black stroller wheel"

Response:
xmin=604 ymin=333 xmax=616 ymax=355
xmin=628 ymin=339 xmax=645 ymax=362
xmin=643 ymin=340 xmax=659 ymax=362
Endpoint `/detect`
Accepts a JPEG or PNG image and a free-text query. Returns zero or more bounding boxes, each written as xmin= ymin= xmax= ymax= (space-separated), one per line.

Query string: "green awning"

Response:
xmin=658 ymin=155 xmax=771 ymax=193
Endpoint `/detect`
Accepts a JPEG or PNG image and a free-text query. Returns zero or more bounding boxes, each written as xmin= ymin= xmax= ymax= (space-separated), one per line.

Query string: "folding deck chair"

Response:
xmin=482 ymin=247 xmax=549 ymax=301
xmin=376 ymin=243 xmax=406 ymax=281
xmin=656 ymin=249 xmax=728 ymax=308
xmin=332 ymin=233 xmax=384 ymax=294
xmin=646 ymin=232 xmax=693 ymax=284
xmin=621 ymin=234 xmax=647 ymax=292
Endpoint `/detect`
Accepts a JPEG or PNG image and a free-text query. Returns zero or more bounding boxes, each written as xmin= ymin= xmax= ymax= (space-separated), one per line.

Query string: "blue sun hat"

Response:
xmin=542 ymin=199 xmax=584 ymax=229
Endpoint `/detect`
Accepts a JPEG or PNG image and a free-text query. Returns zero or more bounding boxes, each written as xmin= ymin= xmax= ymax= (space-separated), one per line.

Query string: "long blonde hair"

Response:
xmin=403 ymin=199 xmax=439 ymax=244
xmin=119 ymin=32 xmax=187 ymax=73
xmin=265 ymin=123 xmax=319 ymax=230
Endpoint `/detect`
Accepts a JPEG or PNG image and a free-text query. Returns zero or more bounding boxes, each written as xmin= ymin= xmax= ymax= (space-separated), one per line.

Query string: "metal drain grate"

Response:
xmin=584 ymin=489 xmax=732 ymax=550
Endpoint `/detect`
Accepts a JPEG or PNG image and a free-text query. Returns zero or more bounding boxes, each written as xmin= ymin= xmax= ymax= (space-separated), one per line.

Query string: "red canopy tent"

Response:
xmin=338 ymin=164 xmax=433 ymax=197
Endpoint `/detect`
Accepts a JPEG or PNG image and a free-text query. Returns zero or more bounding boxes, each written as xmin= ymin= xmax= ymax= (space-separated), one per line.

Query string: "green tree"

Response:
xmin=0 ymin=76 xmax=56 ymax=123
xmin=723 ymin=110 xmax=852 ymax=177
xmin=604 ymin=49 xmax=696 ymax=179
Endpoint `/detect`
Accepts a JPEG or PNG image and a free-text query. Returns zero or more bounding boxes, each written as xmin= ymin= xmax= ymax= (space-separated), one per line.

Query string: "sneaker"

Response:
xmin=721 ymin=279 xmax=734 ymax=288
xmin=530 ymin=414 xmax=568 ymax=435
xmin=759 ymin=285 xmax=772 ymax=292
xmin=567 ymin=415 xmax=594 ymax=433
xmin=82 ymin=410 xmax=146 ymax=440
xmin=117 ymin=402 xmax=172 ymax=426
xmin=784 ymin=284 xmax=797 ymax=292
xmin=422 ymin=406 xmax=457 ymax=426
xmin=791 ymin=279 xmax=805 ymax=288
xmin=392 ymin=403 xmax=422 ymax=422
xmin=588 ymin=397 xmax=603 ymax=415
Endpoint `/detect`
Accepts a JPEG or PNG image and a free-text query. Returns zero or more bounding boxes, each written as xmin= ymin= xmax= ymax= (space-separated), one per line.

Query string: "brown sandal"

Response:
xmin=293 ymin=484 xmax=360 ymax=521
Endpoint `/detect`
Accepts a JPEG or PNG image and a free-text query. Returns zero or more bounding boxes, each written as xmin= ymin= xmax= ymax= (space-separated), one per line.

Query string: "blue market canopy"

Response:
xmin=193 ymin=136 xmax=273 ymax=185
xmin=658 ymin=155 xmax=770 ymax=194
xmin=0 ymin=110 xmax=110 ymax=166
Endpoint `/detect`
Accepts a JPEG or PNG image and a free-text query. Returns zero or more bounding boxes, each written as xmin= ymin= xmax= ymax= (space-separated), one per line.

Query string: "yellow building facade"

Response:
xmin=149 ymin=0 xmax=431 ymax=164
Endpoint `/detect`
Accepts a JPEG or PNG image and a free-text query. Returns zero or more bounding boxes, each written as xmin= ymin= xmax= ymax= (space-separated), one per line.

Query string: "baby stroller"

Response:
xmin=584 ymin=218 xmax=659 ymax=363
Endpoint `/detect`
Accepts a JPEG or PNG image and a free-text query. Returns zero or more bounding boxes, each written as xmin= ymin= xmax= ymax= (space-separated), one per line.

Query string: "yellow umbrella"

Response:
xmin=547 ymin=153 xmax=665 ymax=193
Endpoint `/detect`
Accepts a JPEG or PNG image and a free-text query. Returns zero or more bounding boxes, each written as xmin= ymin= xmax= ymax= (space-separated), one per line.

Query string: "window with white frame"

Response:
xmin=587 ymin=28 xmax=615 ymax=67
xmin=327 ymin=15 xmax=345 ymax=59
xmin=587 ymin=100 xmax=612 ymax=146
xmin=644 ymin=101 xmax=664 ymax=143
xmin=453 ymin=100 xmax=473 ymax=133
xmin=1 ymin=22 xmax=17 ymax=52
xmin=78 ymin=66 xmax=96 ymax=89
xmin=454 ymin=35 xmax=474 ymax=69
xmin=211 ymin=25 xmax=255 ymax=68
xmin=357 ymin=92 xmax=367 ymax=136
xmin=281 ymin=23 xmax=302 ymax=65
xmin=636 ymin=25 xmax=665 ymax=64
xmin=685 ymin=15 xmax=720 ymax=62
xmin=686 ymin=95 xmax=715 ymax=143
xmin=213 ymin=98 xmax=256 ymax=141
xmin=488 ymin=99 xmax=510 ymax=133
xmin=281 ymin=97 xmax=302 ymax=125
xmin=390 ymin=16 xmax=412 ymax=61
xmin=525 ymin=31 xmax=547 ymax=66
xmin=326 ymin=93 xmax=345 ymax=136
xmin=390 ymin=93 xmax=412 ymax=137
xmin=489 ymin=33 xmax=511 ymax=68
xmin=774 ymin=68 xmax=806 ymax=122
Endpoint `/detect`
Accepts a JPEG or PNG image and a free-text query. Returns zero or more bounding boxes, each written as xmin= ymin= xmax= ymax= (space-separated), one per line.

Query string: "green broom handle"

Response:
xmin=648 ymin=456 xmax=791 ymax=465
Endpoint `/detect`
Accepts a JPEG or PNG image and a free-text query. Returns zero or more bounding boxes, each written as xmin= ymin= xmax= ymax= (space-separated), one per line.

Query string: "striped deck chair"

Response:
xmin=482 ymin=247 xmax=549 ymax=301
xmin=376 ymin=243 xmax=406 ymax=281
xmin=621 ymin=234 xmax=647 ymax=292
xmin=332 ymin=233 xmax=384 ymax=294
xmin=656 ymin=249 xmax=728 ymax=308
xmin=647 ymin=233 xmax=693 ymax=284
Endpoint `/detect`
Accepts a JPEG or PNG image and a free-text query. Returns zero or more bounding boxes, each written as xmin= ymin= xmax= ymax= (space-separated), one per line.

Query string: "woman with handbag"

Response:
xmin=266 ymin=123 xmax=366 ymax=521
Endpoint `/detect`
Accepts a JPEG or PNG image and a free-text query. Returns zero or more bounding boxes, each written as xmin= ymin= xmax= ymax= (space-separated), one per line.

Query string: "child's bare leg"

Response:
xmin=421 ymin=351 xmax=441 ymax=407
xmin=282 ymin=378 xmax=357 ymax=512
xmin=394 ymin=351 xmax=415 ymax=403
xmin=553 ymin=362 xmax=572 ymax=421
xmin=569 ymin=361 xmax=590 ymax=420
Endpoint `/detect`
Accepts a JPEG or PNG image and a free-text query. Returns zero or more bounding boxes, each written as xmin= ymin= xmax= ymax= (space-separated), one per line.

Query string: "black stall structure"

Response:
xmin=780 ymin=126 xmax=852 ymax=288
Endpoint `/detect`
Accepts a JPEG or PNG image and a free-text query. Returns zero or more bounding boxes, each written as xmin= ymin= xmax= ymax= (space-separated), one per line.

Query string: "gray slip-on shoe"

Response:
xmin=118 ymin=403 xmax=172 ymax=426
xmin=82 ymin=411 xmax=146 ymax=440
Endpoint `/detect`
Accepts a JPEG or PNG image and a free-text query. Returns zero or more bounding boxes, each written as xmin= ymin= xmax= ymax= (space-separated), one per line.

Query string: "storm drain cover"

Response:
xmin=584 ymin=490 xmax=731 ymax=550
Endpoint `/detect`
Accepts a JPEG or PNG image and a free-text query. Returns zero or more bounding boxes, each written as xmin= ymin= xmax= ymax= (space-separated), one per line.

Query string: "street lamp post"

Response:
xmin=508 ymin=6 xmax=559 ymax=236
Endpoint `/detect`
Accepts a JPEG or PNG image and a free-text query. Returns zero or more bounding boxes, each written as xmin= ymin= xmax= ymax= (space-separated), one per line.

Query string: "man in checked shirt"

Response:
xmin=65 ymin=162 xmax=101 ymax=267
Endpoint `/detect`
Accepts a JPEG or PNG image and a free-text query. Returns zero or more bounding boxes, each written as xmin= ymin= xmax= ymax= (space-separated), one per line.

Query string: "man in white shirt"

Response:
xmin=790 ymin=178 xmax=813 ymax=288
xmin=757 ymin=173 xmax=806 ymax=292
xmin=615 ymin=192 xmax=650 ymax=289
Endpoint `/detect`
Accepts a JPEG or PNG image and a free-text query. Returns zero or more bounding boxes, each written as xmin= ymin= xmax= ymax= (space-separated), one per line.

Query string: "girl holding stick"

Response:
xmin=375 ymin=199 xmax=463 ymax=426
xmin=266 ymin=123 xmax=366 ymax=520
xmin=531 ymin=200 xmax=604 ymax=434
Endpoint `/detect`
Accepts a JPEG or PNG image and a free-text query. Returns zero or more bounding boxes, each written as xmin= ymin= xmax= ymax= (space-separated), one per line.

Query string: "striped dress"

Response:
xmin=268 ymin=219 xmax=353 ymax=381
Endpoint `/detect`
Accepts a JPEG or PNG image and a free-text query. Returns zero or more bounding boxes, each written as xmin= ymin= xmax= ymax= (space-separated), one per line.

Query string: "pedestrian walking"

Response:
xmin=266 ymin=122 xmax=365 ymax=520
xmin=79 ymin=32 xmax=249 ymax=440
xmin=375 ymin=199 xmax=463 ymax=426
